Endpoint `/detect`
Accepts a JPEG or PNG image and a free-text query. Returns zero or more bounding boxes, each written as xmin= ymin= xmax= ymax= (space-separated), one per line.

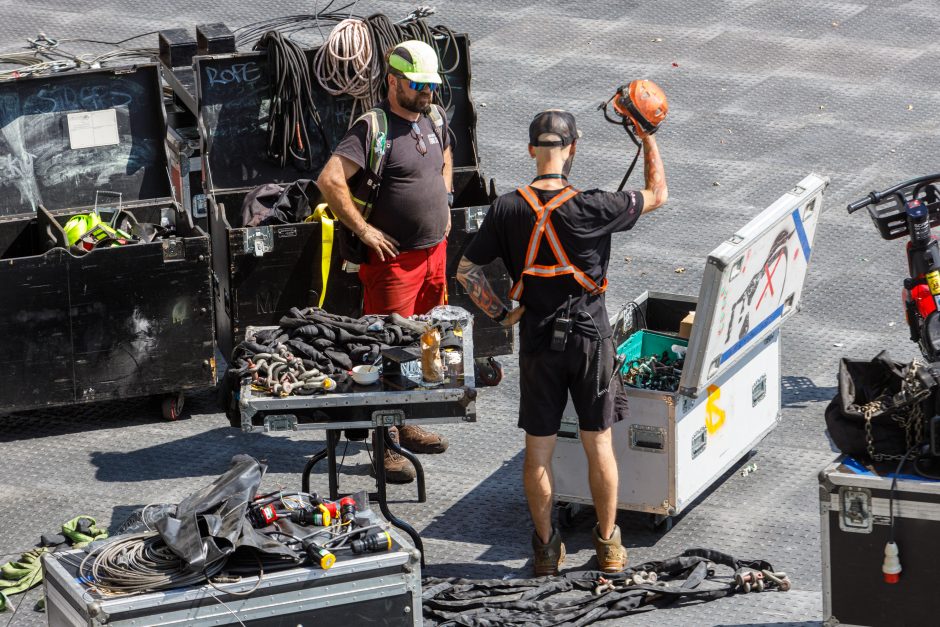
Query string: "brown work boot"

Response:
xmin=532 ymin=527 xmax=566 ymax=577
xmin=372 ymin=430 xmax=416 ymax=484
xmin=593 ymin=524 xmax=627 ymax=573
xmin=396 ymin=424 xmax=449 ymax=454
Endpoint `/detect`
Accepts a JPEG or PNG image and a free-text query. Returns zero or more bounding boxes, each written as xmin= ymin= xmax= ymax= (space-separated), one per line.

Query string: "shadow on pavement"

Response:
xmin=782 ymin=375 xmax=835 ymax=409
xmin=89 ymin=427 xmax=329 ymax=481
xmin=0 ymin=388 xmax=221 ymax=443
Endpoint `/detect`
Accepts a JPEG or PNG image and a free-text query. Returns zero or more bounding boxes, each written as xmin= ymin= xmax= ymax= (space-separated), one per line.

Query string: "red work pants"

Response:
xmin=359 ymin=239 xmax=448 ymax=316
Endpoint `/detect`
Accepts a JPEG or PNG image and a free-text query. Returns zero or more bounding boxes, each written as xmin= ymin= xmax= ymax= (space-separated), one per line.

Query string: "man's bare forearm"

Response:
xmin=641 ymin=135 xmax=668 ymax=213
xmin=316 ymin=156 xmax=367 ymax=235
xmin=457 ymin=257 xmax=508 ymax=320
xmin=443 ymin=146 xmax=453 ymax=192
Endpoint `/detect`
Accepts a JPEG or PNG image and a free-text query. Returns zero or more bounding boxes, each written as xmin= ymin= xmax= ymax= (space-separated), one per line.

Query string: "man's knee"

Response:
xmin=524 ymin=433 xmax=557 ymax=468
xmin=579 ymin=426 xmax=613 ymax=451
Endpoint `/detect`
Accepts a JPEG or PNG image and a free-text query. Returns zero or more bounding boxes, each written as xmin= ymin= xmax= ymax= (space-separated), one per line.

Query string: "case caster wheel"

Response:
xmin=647 ymin=513 xmax=673 ymax=532
xmin=476 ymin=357 xmax=503 ymax=387
xmin=557 ymin=502 xmax=583 ymax=529
xmin=162 ymin=391 xmax=185 ymax=421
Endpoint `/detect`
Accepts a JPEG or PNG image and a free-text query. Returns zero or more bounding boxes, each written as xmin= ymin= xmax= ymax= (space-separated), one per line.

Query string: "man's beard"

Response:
xmin=396 ymin=80 xmax=431 ymax=114
xmin=562 ymin=153 xmax=575 ymax=178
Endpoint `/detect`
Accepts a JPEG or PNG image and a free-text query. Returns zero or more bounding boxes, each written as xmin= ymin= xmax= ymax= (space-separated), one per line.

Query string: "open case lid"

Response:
xmin=196 ymin=32 xmax=480 ymax=194
xmin=679 ymin=172 xmax=829 ymax=397
xmin=0 ymin=64 xmax=173 ymax=221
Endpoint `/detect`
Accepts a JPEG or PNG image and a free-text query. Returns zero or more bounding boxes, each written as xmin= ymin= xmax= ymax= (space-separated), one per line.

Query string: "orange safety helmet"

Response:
xmin=613 ymin=79 xmax=668 ymax=136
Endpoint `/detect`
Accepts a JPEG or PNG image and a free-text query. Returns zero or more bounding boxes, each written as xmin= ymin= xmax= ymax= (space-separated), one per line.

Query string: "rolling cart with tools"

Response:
xmin=236 ymin=308 xmax=478 ymax=558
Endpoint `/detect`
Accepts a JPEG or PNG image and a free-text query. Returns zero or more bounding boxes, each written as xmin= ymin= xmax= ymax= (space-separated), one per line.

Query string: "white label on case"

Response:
xmin=67 ymin=109 xmax=119 ymax=149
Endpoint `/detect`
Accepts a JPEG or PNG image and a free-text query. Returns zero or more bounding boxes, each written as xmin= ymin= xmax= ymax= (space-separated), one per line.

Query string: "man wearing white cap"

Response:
xmin=318 ymin=40 xmax=453 ymax=482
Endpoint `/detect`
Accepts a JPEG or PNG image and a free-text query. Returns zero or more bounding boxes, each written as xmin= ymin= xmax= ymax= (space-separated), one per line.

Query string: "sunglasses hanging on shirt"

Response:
xmin=410 ymin=122 xmax=428 ymax=156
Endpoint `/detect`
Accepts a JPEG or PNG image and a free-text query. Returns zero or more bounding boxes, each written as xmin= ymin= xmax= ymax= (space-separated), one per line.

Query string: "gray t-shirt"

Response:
xmin=333 ymin=101 xmax=450 ymax=250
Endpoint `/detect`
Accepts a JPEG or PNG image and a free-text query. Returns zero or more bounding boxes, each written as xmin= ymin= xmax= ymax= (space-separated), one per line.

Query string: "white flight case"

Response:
xmin=553 ymin=173 xmax=828 ymax=529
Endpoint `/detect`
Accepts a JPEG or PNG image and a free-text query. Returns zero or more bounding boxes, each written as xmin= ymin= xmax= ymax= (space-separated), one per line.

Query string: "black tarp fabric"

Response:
xmin=422 ymin=549 xmax=779 ymax=626
xmin=154 ymin=455 xmax=295 ymax=573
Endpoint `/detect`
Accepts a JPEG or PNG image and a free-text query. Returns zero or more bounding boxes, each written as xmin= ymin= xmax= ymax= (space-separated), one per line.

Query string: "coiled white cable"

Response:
xmin=312 ymin=18 xmax=375 ymax=123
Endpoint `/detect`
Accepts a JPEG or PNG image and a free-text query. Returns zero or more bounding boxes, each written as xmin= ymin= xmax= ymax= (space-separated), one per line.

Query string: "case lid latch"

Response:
xmin=244 ymin=226 xmax=274 ymax=257
xmin=839 ymin=486 xmax=872 ymax=534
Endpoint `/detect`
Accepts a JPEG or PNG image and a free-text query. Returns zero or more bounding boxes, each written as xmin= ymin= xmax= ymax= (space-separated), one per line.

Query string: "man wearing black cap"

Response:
xmin=457 ymin=109 xmax=667 ymax=576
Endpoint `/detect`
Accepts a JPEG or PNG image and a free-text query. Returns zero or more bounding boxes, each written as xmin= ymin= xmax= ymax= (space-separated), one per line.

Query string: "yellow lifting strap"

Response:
xmin=307 ymin=203 xmax=335 ymax=307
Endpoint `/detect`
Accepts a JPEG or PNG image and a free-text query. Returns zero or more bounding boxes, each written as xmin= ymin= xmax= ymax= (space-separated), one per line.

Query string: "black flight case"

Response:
xmin=0 ymin=63 xmax=215 ymax=419
xmin=182 ymin=29 xmax=512 ymax=365
xmin=820 ymin=455 xmax=940 ymax=627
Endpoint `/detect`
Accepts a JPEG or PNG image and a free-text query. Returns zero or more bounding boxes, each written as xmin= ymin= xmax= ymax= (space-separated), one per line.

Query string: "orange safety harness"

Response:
xmin=509 ymin=185 xmax=609 ymax=301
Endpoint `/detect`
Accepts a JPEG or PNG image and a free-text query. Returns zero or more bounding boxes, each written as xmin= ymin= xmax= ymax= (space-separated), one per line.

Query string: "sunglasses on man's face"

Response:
xmin=408 ymin=80 xmax=437 ymax=92
xmin=395 ymin=74 xmax=437 ymax=92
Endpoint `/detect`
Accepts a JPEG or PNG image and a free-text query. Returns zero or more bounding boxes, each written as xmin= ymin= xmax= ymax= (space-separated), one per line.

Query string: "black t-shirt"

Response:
xmin=464 ymin=186 xmax=643 ymax=352
xmin=332 ymin=101 xmax=450 ymax=250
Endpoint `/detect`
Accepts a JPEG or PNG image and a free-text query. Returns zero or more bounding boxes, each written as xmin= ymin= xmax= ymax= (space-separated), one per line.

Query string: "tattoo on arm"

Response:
xmin=457 ymin=257 xmax=508 ymax=320
xmin=642 ymin=137 xmax=668 ymax=211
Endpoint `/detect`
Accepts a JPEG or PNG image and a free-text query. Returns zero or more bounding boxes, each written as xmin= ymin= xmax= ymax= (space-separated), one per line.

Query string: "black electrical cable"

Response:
xmin=364 ymin=13 xmax=460 ymax=112
xmin=234 ymin=2 xmax=359 ymax=48
xmin=253 ymin=30 xmax=330 ymax=170
xmin=62 ymin=31 xmax=162 ymax=46
xmin=889 ymin=444 xmax=922 ymax=544
xmin=912 ymin=452 xmax=940 ymax=480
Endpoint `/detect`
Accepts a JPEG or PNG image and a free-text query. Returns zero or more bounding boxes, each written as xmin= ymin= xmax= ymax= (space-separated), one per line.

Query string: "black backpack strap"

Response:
xmin=349 ymin=107 xmax=389 ymax=218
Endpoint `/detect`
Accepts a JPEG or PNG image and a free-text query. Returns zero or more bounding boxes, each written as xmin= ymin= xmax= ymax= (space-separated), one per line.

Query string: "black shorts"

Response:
xmin=518 ymin=333 xmax=629 ymax=437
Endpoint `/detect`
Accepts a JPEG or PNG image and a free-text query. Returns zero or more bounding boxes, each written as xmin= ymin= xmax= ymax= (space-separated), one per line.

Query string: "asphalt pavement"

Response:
xmin=3 ymin=1 xmax=939 ymax=625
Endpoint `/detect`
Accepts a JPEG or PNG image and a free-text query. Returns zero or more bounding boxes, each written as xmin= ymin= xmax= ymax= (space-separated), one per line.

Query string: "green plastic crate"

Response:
xmin=617 ymin=330 xmax=688 ymax=372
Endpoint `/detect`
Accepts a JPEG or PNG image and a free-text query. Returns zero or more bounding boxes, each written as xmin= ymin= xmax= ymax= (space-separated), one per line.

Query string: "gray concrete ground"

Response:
xmin=2 ymin=0 xmax=938 ymax=624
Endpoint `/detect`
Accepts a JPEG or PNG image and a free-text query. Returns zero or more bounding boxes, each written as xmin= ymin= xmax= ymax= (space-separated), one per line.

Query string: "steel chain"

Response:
xmin=858 ymin=361 xmax=933 ymax=462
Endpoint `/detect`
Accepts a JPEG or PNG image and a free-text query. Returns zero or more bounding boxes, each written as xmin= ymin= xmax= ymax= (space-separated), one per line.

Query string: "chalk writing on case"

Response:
xmin=205 ymin=63 xmax=262 ymax=87
xmin=22 ymin=86 xmax=133 ymax=114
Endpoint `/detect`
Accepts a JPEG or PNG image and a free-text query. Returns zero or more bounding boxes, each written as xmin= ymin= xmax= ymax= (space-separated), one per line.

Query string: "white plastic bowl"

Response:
xmin=351 ymin=365 xmax=380 ymax=385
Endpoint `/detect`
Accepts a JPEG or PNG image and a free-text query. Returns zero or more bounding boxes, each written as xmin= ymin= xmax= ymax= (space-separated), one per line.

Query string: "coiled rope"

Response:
xmin=312 ymin=18 xmax=375 ymax=122
xmin=311 ymin=15 xmax=461 ymax=127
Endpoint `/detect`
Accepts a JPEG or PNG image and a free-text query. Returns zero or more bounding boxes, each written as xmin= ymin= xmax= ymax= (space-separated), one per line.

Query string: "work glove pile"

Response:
xmin=228 ymin=307 xmax=458 ymax=396
xmin=0 ymin=516 xmax=107 ymax=612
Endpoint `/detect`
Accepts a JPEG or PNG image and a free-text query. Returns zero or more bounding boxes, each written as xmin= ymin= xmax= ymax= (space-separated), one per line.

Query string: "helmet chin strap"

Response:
xmin=598 ymin=92 xmax=643 ymax=192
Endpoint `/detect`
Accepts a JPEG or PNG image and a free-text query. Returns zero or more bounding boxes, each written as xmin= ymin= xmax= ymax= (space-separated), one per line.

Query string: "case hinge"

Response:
xmin=752 ymin=374 xmax=767 ymax=406
xmin=244 ymin=226 xmax=274 ymax=257
xmin=838 ymin=486 xmax=872 ymax=534
xmin=691 ymin=427 xmax=707 ymax=459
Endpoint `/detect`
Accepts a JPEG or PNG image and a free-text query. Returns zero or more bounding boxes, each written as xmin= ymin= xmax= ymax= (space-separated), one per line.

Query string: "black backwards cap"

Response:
xmin=528 ymin=109 xmax=582 ymax=147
